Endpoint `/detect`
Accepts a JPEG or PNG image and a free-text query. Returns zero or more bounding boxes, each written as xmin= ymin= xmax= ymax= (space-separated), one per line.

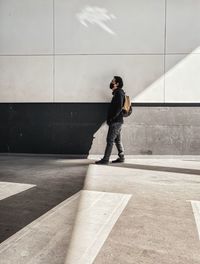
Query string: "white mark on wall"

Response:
xmin=77 ymin=6 xmax=116 ymax=35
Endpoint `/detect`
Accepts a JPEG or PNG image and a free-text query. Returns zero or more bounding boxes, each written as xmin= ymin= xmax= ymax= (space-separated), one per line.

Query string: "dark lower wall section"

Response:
xmin=1 ymin=103 xmax=200 ymax=155
xmin=0 ymin=103 xmax=108 ymax=155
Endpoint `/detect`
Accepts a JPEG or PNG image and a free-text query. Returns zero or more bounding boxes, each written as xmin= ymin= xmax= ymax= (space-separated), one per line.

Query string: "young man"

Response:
xmin=96 ymin=76 xmax=125 ymax=164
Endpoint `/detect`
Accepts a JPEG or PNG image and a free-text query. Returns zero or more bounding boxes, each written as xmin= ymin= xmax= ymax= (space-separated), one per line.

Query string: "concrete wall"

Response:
xmin=1 ymin=103 xmax=200 ymax=155
xmin=0 ymin=0 xmax=200 ymax=154
xmin=1 ymin=0 xmax=200 ymax=103
xmin=92 ymin=106 xmax=200 ymax=155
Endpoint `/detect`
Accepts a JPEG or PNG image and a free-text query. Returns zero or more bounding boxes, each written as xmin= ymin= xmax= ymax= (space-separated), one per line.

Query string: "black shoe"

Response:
xmin=95 ymin=159 xmax=109 ymax=165
xmin=112 ymin=158 xmax=125 ymax=163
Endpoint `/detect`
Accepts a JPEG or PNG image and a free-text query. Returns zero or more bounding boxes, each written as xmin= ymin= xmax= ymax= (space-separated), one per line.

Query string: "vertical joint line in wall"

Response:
xmin=164 ymin=0 xmax=167 ymax=102
xmin=53 ymin=0 xmax=55 ymax=102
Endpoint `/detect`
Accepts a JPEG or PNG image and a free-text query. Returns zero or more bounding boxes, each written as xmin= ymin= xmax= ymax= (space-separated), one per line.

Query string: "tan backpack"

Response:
xmin=122 ymin=95 xmax=132 ymax=117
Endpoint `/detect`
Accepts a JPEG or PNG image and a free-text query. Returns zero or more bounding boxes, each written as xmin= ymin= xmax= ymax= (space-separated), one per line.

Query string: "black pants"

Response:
xmin=103 ymin=122 xmax=124 ymax=161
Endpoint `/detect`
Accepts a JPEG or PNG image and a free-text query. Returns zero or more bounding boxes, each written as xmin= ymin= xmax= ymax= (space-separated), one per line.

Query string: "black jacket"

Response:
xmin=107 ymin=88 xmax=125 ymax=125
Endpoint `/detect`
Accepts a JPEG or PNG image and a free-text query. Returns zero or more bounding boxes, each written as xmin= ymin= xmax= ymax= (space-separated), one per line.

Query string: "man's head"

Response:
xmin=110 ymin=76 xmax=123 ymax=91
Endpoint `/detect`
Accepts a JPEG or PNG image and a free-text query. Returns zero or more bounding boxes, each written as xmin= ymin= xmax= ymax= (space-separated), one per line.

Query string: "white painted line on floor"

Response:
xmin=0 ymin=192 xmax=80 ymax=264
xmin=0 ymin=181 xmax=36 ymax=201
xmin=0 ymin=190 xmax=131 ymax=264
xmin=190 ymin=200 xmax=200 ymax=240
xmin=65 ymin=190 xmax=132 ymax=264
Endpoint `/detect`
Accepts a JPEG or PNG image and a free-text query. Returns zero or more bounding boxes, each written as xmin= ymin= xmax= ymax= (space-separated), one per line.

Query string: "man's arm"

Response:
xmin=110 ymin=91 xmax=124 ymax=121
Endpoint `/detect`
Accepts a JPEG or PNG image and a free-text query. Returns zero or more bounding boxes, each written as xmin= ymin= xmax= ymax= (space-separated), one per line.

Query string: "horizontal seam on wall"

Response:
xmin=0 ymin=53 xmax=200 ymax=56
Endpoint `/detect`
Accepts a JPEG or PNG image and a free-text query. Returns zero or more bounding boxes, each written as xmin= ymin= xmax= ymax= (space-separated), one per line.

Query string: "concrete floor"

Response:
xmin=0 ymin=155 xmax=89 ymax=243
xmin=1 ymin=155 xmax=200 ymax=263
xmin=86 ymin=157 xmax=200 ymax=264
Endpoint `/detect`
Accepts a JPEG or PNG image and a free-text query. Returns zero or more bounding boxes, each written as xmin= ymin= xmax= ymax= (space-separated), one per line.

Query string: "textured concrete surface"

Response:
xmin=0 ymin=181 xmax=35 ymax=201
xmin=0 ymin=192 xmax=81 ymax=264
xmin=91 ymin=106 xmax=200 ymax=155
xmin=65 ymin=191 xmax=131 ymax=264
xmin=2 ymin=105 xmax=200 ymax=155
xmin=1 ymin=155 xmax=200 ymax=264
xmin=82 ymin=157 xmax=200 ymax=264
xmin=0 ymin=155 xmax=89 ymax=242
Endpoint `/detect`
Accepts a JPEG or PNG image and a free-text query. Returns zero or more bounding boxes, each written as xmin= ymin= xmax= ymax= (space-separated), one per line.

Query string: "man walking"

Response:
xmin=96 ymin=76 xmax=125 ymax=164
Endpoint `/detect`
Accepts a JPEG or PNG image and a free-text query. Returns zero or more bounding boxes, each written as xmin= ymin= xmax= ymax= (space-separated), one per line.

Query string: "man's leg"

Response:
xmin=95 ymin=123 xmax=120 ymax=164
xmin=115 ymin=127 xmax=124 ymax=159
xmin=111 ymin=124 xmax=125 ymax=163
xmin=103 ymin=124 xmax=117 ymax=161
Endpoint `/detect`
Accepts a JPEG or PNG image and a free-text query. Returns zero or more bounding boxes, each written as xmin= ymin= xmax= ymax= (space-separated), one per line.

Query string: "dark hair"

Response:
xmin=114 ymin=76 xmax=123 ymax=88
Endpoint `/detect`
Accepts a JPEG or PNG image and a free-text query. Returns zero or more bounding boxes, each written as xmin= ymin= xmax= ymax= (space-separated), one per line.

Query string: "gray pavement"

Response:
xmin=1 ymin=155 xmax=200 ymax=263
xmin=85 ymin=157 xmax=200 ymax=264
xmin=0 ymin=155 xmax=89 ymax=242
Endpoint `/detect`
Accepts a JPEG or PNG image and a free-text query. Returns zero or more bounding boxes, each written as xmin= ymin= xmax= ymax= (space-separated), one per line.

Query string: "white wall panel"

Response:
xmin=166 ymin=0 xmax=200 ymax=54
xmin=165 ymin=54 xmax=200 ymax=102
xmin=55 ymin=55 xmax=164 ymax=102
xmin=0 ymin=56 xmax=53 ymax=102
xmin=0 ymin=0 xmax=53 ymax=55
xmin=55 ymin=0 xmax=165 ymax=54
xmin=0 ymin=0 xmax=199 ymax=103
